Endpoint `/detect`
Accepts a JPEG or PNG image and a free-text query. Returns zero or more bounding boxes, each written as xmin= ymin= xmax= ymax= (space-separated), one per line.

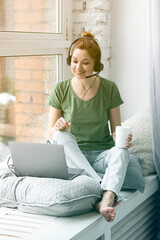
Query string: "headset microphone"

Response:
xmin=85 ymin=72 xmax=99 ymax=78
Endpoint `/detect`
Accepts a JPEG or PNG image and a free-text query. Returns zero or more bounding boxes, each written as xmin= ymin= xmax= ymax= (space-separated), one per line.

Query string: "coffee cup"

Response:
xmin=115 ymin=126 xmax=135 ymax=148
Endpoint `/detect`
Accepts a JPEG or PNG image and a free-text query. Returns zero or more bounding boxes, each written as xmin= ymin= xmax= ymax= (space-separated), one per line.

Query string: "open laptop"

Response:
xmin=8 ymin=141 xmax=84 ymax=180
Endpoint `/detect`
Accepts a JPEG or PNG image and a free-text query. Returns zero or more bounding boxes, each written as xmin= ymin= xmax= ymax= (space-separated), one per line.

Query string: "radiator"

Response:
xmin=111 ymin=192 xmax=159 ymax=240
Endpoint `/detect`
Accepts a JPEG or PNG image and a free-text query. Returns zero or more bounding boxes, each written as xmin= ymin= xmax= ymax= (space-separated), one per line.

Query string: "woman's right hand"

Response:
xmin=54 ymin=117 xmax=71 ymax=131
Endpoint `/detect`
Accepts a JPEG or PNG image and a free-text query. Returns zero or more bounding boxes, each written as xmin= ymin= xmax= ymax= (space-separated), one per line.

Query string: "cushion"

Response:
xmin=122 ymin=108 xmax=156 ymax=176
xmin=122 ymin=154 xmax=145 ymax=192
xmin=0 ymin=168 xmax=102 ymax=217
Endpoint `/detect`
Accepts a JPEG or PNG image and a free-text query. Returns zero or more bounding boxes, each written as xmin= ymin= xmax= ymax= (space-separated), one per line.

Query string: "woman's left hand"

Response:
xmin=112 ymin=132 xmax=133 ymax=149
xmin=125 ymin=134 xmax=133 ymax=149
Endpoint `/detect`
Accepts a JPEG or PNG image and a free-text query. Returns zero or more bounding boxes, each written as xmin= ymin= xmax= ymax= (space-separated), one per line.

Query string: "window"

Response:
xmin=0 ymin=0 xmax=72 ymax=150
xmin=0 ymin=0 xmax=62 ymax=33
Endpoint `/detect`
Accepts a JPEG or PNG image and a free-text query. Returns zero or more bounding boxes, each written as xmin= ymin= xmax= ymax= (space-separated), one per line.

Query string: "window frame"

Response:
xmin=0 ymin=0 xmax=72 ymax=81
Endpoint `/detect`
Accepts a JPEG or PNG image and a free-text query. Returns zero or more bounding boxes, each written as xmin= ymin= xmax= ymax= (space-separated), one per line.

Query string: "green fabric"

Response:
xmin=47 ymin=76 xmax=124 ymax=151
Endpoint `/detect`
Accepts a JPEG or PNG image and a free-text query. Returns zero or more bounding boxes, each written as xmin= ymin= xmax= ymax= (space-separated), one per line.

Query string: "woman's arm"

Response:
xmin=47 ymin=107 xmax=71 ymax=141
xmin=109 ymin=106 xmax=132 ymax=149
xmin=47 ymin=107 xmax=62 ymax=140
xmin=109 ymin=106 xmax=121 ymax=134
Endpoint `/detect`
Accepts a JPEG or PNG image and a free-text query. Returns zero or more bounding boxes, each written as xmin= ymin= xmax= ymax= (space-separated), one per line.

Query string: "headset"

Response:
xmin=66 ymin=37 xmax=104 ymax=76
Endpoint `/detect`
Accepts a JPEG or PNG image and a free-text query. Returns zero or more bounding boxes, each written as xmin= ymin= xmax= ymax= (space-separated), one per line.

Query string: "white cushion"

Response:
xmin=0 ymin=168 xmax=102 ymax=217
xmin=122 ymin=108 xmax=155 ymax=176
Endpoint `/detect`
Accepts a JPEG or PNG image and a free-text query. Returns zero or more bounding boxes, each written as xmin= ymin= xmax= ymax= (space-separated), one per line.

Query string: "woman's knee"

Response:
xmin=52 ymin=130 xmax=76 ymax=145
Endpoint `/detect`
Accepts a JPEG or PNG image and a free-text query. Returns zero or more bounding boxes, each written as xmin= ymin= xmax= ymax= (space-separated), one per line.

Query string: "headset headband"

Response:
xmin=68 ymin=37 xmax=99 ymax=57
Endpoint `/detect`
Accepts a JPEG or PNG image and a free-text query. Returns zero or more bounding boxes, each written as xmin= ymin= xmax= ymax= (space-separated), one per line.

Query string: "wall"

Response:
xmin=111 ymin=0 xmax=149 ymax=121
xmin=72 ymin=0 xmax=112 ymax=79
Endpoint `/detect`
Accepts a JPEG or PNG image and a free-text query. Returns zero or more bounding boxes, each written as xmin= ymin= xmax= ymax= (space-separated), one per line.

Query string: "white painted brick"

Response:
xmin=94 ymin=12 xmax=107 ymax=22
xmin=73 ymin=12 xmax=91 ymax=22
xmin=72 ymin=0 xmax=112 ymax=77
xmin=95 ymin=1 xmax=111 ymax=11
xmin=73 ymin=23 xmax=84 ymax=35
xmin=73 ymin=1 xmax=83 ymax=11
xmin=84 ymin=0 xmax=96 ymax=9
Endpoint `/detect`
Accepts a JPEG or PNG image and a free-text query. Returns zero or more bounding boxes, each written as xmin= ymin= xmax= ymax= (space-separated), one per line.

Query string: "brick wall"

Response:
xmin=5 ymin=0 xmax=57 ymax=32
xmin=72 ymin=0 xmax=112 ymax=79
xmin=14 ymin=56 xmax=57 ymax=143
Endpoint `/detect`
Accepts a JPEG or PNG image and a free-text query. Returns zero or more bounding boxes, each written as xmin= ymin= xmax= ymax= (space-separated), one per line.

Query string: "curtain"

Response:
xmin=148 ymin=0 xmax=160 ymax=238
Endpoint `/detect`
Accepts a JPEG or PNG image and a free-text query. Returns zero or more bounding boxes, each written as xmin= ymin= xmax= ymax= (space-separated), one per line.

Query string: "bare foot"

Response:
xmin=95 ymin=191 xmax=117 ymax=222
xmin=99 ymin=206 xmax=116 ymax=222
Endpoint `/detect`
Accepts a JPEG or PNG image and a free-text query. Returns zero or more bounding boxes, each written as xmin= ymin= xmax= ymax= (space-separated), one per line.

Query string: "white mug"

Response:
xmin=115 ymin=126 xmax=135 ymax=148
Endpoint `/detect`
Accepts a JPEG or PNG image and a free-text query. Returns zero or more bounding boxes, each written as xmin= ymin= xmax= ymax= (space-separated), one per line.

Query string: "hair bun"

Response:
xmin=82 ymin=31 xmax=95 ymax=39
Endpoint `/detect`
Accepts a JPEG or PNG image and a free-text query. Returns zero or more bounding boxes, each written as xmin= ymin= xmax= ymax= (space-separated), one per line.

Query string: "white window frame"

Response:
xmin=0 ymin=0 xmax=72 ymax=82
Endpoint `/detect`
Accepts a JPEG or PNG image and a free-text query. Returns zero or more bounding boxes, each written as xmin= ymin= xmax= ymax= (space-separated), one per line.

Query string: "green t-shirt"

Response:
xmin=47 ymin=76 xmax=123 ymax=151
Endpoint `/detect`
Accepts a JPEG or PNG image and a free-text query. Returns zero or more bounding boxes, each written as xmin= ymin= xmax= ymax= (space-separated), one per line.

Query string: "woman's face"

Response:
xmin=71 ymin=48 xmax=95 ymax=79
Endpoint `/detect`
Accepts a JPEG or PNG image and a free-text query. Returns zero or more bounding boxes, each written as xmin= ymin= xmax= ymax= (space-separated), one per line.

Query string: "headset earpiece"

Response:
xmin=100 ymin=62 xmax=104 ymax=71
xmin=66 ymin=55 xmax=72 ymax=66
xmin=94 ymin=61 xmax=104 ymax=73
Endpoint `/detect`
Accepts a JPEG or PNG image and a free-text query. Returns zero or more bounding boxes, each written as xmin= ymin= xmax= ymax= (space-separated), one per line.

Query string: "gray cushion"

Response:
xmin=122 ymin=154 xmax=145 ymax=193
xmin=0 ymin=169 xmax=102 ymax=217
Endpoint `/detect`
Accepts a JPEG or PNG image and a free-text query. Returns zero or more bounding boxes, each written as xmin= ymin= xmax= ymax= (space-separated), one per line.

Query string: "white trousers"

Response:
xmin=52 ymin=130 xmax=129 ymax=200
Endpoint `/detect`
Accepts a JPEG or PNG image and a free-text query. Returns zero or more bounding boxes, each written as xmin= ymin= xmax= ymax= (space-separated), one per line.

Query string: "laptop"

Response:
xmin=8 ymin=141 xmax=84 ymax=180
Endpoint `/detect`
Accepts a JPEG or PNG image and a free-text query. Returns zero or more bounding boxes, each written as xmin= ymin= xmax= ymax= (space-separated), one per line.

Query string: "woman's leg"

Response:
xmin=100 ymin=147 xmax=129 ymax=196
xmin=92 ymin=147 xmax=129 ymax=222
xmin=52 ymin=130 xmax=101 ymax=182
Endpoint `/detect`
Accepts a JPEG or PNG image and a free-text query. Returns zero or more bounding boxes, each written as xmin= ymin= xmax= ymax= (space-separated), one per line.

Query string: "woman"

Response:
xmin=47 ymin=31 xmax=131 ymax=222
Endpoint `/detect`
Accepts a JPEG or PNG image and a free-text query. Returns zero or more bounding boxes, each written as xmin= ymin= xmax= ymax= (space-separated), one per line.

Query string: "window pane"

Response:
xmin=0 ymin=0 xmax=62 ymax=33
xmin=0 ymin=55 xmax=60 ymax=160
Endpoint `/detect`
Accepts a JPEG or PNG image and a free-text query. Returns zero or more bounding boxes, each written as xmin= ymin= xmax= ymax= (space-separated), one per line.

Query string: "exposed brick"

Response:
xmin=16 ymin=136 xmax=44 ymax=144
xmin=42 ymin=71 xmax=57 ymax=83
xmin=16 ymin=125 xmax=42 ymax=137
xmin=31 ymin=71 xmax=43 ymax=81
xmin=16 ymin=136 xmax=45 ymax=143
xmin=31 ymin=0 xmax=48 ymax=10
xmin=16 ymin=136 xmax=32 ymax=142
xmin=31 ymin=138 xmax=44 ymax=143
xmin=14 ymin=0 xmax=29 ymax=10
xmin=43 ymin=105 xmax=50 ymax=113
xmin=33 ymin=93 xmax=44 ymax=104
xmin=16 ymin=92 xmax=31 ymax=103
xmin=15 ymin=12 xmax=43 ymax=23
xmin=31 ymin=23 xmax=44 ymax=32
xmin=15 ymin=81 xmax=43 ymax=92
xmin=44 ymin=95 xmax=50 ymax=104
xmin=15 ymin=103 xmax=43 ymax=114
xmin=16 ymin=114 xmax=31 ymax=124
xmin=15 ymin=58 xmax=43 ymax=70
xmin=15 ymin=70 xmax=31 ymax=80
xmin=14 ymin=24 xmax=31 ymax=31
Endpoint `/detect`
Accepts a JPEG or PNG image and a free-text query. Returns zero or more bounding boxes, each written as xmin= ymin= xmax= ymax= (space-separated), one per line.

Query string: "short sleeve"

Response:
xmin=47 ymin=84 xmax=62 ymax=109
xmin=109 ymin=82 xmax=124 ymax=109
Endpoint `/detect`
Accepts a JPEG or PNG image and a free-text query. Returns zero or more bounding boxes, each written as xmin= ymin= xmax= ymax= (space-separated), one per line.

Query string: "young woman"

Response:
xmin=47 ymin=31 xmax=132 ymax=222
